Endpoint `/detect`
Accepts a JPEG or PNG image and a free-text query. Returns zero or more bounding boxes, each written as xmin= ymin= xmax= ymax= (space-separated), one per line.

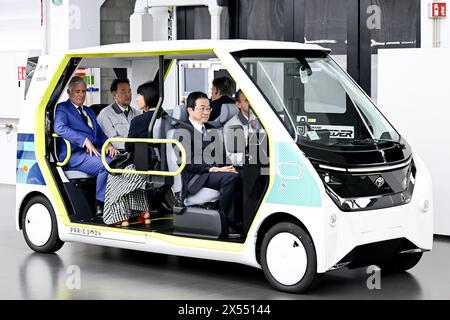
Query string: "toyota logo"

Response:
xmin=375 ymin=177 xmax=385 ymax=188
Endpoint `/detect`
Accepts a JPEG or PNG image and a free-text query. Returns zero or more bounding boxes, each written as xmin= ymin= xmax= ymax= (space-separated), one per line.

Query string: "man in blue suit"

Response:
xmin=54 ymin=76 xmax=118 ymax=216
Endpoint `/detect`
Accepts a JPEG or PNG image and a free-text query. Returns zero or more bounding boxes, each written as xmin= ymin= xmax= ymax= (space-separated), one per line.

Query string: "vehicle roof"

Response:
xmin=66 ymin=39 xmax=330 ymax=55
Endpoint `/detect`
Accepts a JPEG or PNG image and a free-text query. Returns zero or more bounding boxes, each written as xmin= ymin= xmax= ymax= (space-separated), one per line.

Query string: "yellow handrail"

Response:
xmin=101 ymin=138 xmax=186 ymax=176
xmin=52 ymin=133 xmax=71 ymax=167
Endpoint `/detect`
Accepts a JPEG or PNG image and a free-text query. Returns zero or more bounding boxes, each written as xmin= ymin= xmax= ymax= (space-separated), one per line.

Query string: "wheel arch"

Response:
xmin=255 ymin=212 xmax=315 ymax=265
xmin=18 ymin=191 xmax=49 ymax=230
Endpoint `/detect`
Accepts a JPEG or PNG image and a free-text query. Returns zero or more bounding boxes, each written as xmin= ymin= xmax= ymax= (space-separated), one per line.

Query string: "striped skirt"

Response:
xmin=103 ymin=164 xmax=150 ymax=225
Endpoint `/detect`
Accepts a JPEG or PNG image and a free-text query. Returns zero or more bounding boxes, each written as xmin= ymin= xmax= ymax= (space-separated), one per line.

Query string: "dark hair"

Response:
xmin=110 ymin=78 xmax=130 ymax=93
xmin=235 ymin=89 xmax=244 ymax=102
xmin=212 ymin=77 xmax=234 ymax=97
xmin=186 ymin=91 xmax=209 ymax=110
xmin=137 ymin=81 xmax=159 ymax=109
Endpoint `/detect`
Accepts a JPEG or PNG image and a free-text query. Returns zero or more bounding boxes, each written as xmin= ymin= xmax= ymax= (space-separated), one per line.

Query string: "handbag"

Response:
xmin=108 ymin=152 xmax=133 ymax=170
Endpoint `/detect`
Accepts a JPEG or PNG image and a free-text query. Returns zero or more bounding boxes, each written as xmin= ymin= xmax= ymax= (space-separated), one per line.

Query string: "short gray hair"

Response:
xmin=67 ymin=76 xmax=86 ymax=91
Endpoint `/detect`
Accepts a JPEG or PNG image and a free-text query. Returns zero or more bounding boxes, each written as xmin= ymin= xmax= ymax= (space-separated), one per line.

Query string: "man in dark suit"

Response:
xmin=178 ymin=91 xmax=242 ymax=237
xmin=54 ymin=76 xmax=118 ymax=216
xmin=209 ymin=77 xmax=235 ymax=121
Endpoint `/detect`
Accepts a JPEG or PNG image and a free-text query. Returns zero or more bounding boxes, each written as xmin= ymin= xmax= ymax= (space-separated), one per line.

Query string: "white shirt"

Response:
xmin=116 ymin=102 xmax=129 ymax=114
xmin=71 ymin=101 xmax=93 ymax=129
xmin=223 ymin=111 xmax=261 ymax=167
xmin=189 ymin=118 xmax=206 ymax=134
xmin=71 ymin=101 xmax=93 ymax=148
xmin=241 ymin=111 xmax=260 ymax=131
xmin=189 ymin=118 xmax=213 ymax=171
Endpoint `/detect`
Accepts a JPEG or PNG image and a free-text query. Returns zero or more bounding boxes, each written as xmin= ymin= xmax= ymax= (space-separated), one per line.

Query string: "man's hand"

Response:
xmin=85 ymin=139 xmax=101 ymax=157
xmin=211 ymin=165 xmax=237 ymax=173
xmin=106 ymin=145 xmax=118 ymax=157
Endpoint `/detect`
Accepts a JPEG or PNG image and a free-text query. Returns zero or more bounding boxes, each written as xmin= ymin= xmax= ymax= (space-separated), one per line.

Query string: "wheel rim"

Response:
xmin=266 ymin=232 xmax=308 ymax=286
xmin=25 ymin=203 xmax=52 ymax=247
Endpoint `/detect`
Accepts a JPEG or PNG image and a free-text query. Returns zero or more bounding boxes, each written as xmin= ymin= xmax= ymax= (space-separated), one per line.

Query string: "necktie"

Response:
xmin=78 ymin=107 xmax=90 ymax=127
xmin=201 ymin=126 xmax=206 ymax=135
xmin=124 ymin=109 xmax=129 ymax=118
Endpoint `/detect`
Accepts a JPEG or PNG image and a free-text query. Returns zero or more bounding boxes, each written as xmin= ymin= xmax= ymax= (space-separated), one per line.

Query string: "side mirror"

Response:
xmin=380 ymin=131 xmax=392 ymax=140
xmin=299 ymin=66 xmax=310 ymax=84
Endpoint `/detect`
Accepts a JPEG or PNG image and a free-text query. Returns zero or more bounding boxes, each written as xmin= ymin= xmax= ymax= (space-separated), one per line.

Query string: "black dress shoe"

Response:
xmin=173 ymin=195 xmax=185 ymax=208
xmin=95 ymin=201 xmax=104 ymax=217
xmin=226 ymin=226 xmax=242 ymax=239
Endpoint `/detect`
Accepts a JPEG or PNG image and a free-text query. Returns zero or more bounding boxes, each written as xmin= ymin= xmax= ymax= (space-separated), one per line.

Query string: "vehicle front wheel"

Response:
xmin=260 ymin=222 xmax=321 ymax=293
xmin=379 ymin=252 xmax=423 ymax=273
xmin=22 ymin=195 xmax=64 ymax=253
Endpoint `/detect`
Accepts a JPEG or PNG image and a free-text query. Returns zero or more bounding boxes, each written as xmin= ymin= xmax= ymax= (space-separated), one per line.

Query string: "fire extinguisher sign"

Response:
xmin=430 ymin=2 xmax=447 ymax=18
xmin=18 ymin=66 xmax=26 ymax=81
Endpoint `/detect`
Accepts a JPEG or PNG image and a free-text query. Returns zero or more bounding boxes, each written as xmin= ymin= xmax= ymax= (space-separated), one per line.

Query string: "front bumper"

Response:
xmin=318 ymin=157 xmax=433 ymax=272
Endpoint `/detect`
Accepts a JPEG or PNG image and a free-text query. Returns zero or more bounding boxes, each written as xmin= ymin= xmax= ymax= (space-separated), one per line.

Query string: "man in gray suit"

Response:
xmin=223 ymin=89 xmax=261 ymax=166
xmin=97 ymin=78 xmax=141 ymax=150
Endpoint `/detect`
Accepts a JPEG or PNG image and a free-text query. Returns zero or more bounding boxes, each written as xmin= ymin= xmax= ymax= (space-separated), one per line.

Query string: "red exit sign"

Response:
xmin=18 ymin=66 xmax=26 ymax=81
xmin=430 ymin=2 xmax=446 ymax=18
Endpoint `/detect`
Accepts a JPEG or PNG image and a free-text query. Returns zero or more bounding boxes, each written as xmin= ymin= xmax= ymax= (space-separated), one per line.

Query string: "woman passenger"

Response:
xmin=125 ymin=81 xmax=159 ymax=154
xmin=102 ymin=82 xmax=159 ymax=227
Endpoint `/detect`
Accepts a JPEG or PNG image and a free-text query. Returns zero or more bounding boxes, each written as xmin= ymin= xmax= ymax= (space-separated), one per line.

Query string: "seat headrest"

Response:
xmin=89 ymin=103 xmax=109 ymax=116
xmin=171 ymin=105 xmax=188 ymax=126
xmin=218 ymin=103 xmax=239 ymax=124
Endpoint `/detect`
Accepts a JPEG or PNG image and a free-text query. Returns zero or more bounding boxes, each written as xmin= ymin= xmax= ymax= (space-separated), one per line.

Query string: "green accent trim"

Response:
xmin=150 ymin=232 xmax=244 ymax=252
xmin=52 ymin=133 xmax=71 ymax=167
xmin=266 ymin=142 xmax=321 ymax=207
xmin=34 ymin=55 xmax=72 ymax=223
xmin=164 ymin=59 xmax=174 ymax=80
xmin=67 ymin=49 xmax=214 ymax=59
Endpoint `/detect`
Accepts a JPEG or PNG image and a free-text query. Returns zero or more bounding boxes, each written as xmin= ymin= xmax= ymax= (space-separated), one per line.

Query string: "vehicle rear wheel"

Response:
xmin=22 ymin=195 xmax=64 ymax=253
xmin=260 ymin=222 xmax=321 ymax=293
xmin=379 ymin=252 xmax=423 ymax=273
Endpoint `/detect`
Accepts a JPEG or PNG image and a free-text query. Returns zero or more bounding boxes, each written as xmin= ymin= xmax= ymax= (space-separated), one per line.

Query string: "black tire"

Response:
xmin=379 ymin=252 xmax=423 ymax=273
xmin=260 ymin=222 xmax=321 ymax=293
xmin=22 ymin=195 xmax=64 ymax=253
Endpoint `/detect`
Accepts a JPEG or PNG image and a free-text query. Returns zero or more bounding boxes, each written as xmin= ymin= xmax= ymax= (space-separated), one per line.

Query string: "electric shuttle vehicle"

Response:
xmin=15 ymin=40 xmax=433 ymax=293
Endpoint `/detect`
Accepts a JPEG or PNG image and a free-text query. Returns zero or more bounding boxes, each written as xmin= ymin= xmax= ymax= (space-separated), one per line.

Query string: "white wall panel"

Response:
xmin=378 ymin=48 xmax=450 ymax=235
xmin=0 ymin=0 xmax=41 ymax=50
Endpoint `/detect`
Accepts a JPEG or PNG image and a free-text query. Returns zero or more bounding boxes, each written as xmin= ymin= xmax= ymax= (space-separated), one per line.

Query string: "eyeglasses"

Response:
xmin=195 ymin=106 xmax=213 ymax=113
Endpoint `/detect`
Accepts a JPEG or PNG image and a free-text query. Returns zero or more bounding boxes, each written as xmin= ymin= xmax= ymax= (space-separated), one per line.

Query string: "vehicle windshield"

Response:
xmin=236 ymin=51 xmax=400 ymax=148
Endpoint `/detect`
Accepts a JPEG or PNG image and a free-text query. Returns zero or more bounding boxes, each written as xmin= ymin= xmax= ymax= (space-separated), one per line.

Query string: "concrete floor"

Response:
xmin=2 ymin=184 xmax=450 ymax=300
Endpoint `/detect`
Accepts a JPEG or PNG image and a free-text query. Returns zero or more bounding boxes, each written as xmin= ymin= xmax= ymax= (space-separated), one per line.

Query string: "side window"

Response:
xmin=304 ymin=64 xmax=346 ymax=114
xmin=177 ymin=59 xmax=228 ymax=103
xmin=240 ymin=59 xmax=297 ymax=140
xmin=24 ymin=57 xmax=39 ymax=100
